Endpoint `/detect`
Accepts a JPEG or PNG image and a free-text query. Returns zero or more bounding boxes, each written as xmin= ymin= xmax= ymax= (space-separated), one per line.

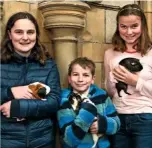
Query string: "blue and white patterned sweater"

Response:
xmin=57 ymin=84 xmax=120 ymax=148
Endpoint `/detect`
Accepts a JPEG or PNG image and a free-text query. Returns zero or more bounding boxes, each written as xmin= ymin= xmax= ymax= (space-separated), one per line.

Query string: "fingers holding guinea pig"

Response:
xmin=11 ymin=86 xmax=35 ymax=99
xmin=113 ymin=65 xmax=128 ymax=82
xmin=113 ymin=65 xmax=138 ymax=86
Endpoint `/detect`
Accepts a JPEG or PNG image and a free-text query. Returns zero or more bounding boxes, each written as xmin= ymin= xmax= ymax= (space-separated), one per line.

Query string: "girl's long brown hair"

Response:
xmin=112 ymin=4 xmax=152 ymax=55
xmin=0 ymin=12 xmax=51 ymax=64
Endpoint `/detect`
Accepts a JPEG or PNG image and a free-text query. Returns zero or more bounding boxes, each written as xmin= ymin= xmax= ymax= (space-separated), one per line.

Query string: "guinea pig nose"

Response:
xmin=38 ymin=88 xmax=46 ymax=98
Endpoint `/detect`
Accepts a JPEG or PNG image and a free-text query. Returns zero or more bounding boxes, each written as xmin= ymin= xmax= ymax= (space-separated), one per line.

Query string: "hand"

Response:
xmin=11 ymin=86 xmax=33 ymax=99
xmin=89 ymin=120 xmax=98 ymax=134
xmin=113 ymin=65 xmax=139 ymax=86
xmin=0 ymin=101 xmax=11 ymax=118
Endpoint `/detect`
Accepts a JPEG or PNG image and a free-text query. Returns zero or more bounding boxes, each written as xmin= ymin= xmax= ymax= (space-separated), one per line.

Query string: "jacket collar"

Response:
xmin=67 ymin=84 xmax=96 ymax=98
xmin=12 ymin=52 xmax=36 ymax=63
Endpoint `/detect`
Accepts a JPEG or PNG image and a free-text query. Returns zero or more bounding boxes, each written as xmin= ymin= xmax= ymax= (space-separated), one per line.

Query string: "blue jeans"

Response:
xmin=111 ymin=113 xmax=152 ymax=148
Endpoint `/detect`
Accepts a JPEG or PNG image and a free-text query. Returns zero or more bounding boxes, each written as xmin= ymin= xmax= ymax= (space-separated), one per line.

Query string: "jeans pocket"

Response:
xmin=137 ymin=113 xmax=152 ymax=121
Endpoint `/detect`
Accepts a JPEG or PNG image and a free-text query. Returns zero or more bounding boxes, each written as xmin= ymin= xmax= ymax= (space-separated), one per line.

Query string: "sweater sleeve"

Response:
xmin=136 ymin=54 xmax=152 ymax=98
xmin=104 ymin=49 xmax=116 ymax=97
xmin=57 ymin=100 xmax=97 ymax=147
xmin=98 ymin=96 xmax=120 ymax=135
xmin=136 ymin=78 xmax=152 ymax=98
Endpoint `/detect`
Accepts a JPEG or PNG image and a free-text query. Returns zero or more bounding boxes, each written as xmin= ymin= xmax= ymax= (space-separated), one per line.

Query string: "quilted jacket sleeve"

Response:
xmin=1 ymin=86 xmax=15 ymax=103
xmin=10 ymin=62 xmax=61 ymax=119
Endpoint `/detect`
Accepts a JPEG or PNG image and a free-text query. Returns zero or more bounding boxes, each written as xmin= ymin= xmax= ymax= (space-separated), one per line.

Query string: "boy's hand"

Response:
xmin=11 ymin=86 xmax=34 ymax=99
xmin=89 ymin=120 xmax=98 ymax=134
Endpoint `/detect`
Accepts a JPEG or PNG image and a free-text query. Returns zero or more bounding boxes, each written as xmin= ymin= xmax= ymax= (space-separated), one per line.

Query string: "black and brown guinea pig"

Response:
xmin=28 ymin=82 xmax=50 ymax=99
xmin=116 ymin=58 xmax=143 ymax=97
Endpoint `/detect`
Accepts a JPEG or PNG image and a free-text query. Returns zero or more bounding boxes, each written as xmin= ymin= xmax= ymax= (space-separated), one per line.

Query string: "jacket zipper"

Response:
xmin=25 ymin=58 xmax=29 ymax=148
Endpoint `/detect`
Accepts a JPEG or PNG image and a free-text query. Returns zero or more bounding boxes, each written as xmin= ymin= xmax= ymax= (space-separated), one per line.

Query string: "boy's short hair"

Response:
xmin=68 ymin=57 xmax=96 ymax=76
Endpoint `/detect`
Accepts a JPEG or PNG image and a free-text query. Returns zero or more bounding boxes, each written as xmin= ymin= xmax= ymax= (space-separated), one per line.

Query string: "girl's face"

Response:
xmin=118 ymin=15 xmax=142 ymax=47
xmin=68 ymin=64 xmax=95 ymax=94
xmin=8 ymin=19 xmax=36 ymax=57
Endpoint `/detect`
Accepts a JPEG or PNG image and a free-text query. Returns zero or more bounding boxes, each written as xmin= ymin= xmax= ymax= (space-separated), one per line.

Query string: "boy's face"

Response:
xmin=68 ymin=64 xmax=95 ymax=94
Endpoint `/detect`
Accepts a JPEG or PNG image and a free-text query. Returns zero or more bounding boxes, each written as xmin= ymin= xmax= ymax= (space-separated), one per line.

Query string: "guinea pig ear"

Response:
xmin=28 ymin=85 xmax=36 ymax=91
xmin=36 ymin=84 xmax=43 ymax=90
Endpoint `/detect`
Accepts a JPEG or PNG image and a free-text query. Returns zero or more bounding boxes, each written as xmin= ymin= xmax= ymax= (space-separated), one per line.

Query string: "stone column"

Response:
xmin=0 ymin=1 xmax=4 ymax=42
xmin=38 ymin=1 xmax=90 ymax=87
xmin=140 ymin=1 xmax=152 ymax=40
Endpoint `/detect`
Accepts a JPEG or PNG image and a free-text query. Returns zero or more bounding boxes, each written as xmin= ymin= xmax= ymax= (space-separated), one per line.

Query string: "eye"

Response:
xmin=15 ymin=30 xmax=23 ymax=34
xmin=120 ymin=25 xmax=127 ymax=29
xmin=27 ymin=30 xmax=35 ymax=34
xmin=131 ymin=24 xmax=139 ymax=29
xmin=131 ymin=62 xmax=136 ymax=66
xmin=83 ymin=74 xmax=90 ymax=77
xmin=122 ymin=26 xmax=127 ymax=29
xmin=72 ymin=73 xmax=78 ymax=76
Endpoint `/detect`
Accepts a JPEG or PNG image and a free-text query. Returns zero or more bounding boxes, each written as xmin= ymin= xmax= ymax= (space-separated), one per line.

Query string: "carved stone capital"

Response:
xmin=38 ymin=1 xmax=90 ymax=30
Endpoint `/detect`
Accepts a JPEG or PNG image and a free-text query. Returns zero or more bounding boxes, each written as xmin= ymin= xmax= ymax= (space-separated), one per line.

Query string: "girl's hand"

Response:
xmin=0 ymin=101 xmax=25 ymax=121
xmin=113 ymin=65 xmax=139 ymax=86
xmin=0 ymin=101 xmax=11 ymax=118
xmin=11 ymin=86 xmax=33 ymax=99
xmin=89 ymin=120 xmax=98 ymax=134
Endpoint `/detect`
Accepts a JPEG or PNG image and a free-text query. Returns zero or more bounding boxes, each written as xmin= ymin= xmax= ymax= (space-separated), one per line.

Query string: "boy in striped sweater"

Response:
xmin=57 ymin=57 xmax=120 ymax=148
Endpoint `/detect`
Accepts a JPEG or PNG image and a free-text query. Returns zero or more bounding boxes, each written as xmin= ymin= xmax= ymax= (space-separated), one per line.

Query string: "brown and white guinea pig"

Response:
xmin=28 ymin=82 xmax=50 ymax=100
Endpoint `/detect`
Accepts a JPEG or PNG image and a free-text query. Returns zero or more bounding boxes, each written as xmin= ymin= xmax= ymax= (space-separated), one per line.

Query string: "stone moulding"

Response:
xmin=38 ymin=1 xmax=90 ymax=29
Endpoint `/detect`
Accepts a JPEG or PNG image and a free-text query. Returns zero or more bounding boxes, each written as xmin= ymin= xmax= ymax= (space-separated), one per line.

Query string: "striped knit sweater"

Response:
xmin=57 ymin=84 xmax=120 ymax=148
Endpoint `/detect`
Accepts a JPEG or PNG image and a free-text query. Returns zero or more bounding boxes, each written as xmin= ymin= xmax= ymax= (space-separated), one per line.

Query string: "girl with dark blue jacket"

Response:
xmin=0 ymin=12 xmax=61 ymax=148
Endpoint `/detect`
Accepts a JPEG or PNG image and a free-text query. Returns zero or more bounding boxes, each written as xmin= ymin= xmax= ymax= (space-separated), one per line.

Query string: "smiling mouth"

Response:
xmin=20 ymin=43 xmax=31 ymax=45
xmin=125 ymin=37 xmax=135 ymax=40
xmin=76 ymin=84 xmax=86 ymax=87
xmin=127 ymin=38 xmax=134 ymax=40
xmin=125 ymin=35 xmax=135 ymax=38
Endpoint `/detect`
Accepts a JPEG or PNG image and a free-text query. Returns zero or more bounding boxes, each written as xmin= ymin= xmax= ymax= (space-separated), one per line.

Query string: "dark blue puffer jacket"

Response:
xmin=1 ymin=52 xmax=61 ymax=148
